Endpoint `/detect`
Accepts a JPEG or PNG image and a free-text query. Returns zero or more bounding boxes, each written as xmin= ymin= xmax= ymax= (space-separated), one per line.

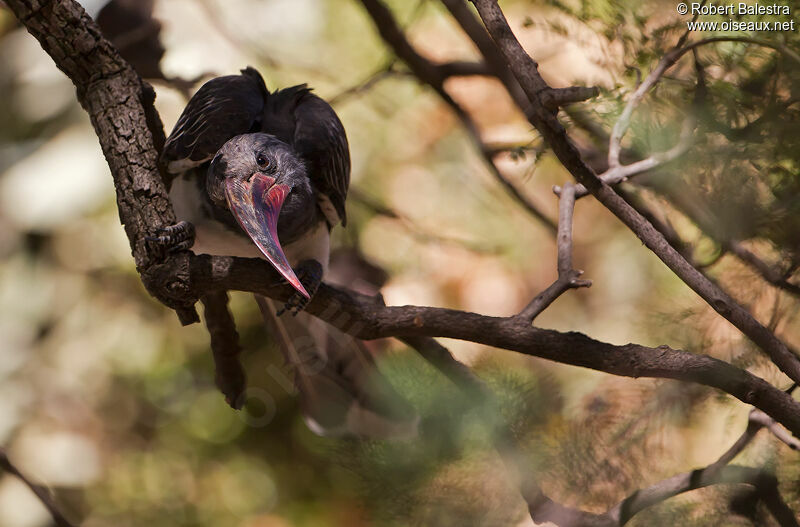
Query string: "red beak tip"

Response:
xmin=295 ymin=284 xmax=311 ymax=300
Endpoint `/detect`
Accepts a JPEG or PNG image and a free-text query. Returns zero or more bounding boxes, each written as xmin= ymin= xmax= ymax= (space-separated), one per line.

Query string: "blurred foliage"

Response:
xmin=1 ymin=0 xmax=800 ymax=526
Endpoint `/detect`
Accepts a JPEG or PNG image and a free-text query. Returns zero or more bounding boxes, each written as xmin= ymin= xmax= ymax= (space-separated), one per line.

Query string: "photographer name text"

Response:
xmin=689 ymin=3 xmax=789 ymax=15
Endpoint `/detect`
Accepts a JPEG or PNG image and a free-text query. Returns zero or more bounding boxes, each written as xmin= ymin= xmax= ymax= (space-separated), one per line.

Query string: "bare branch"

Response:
xmin=559 ymin=116 xmax=696 ymax=199
xmin=435 ymin=59 xmax=492 ymax=78
xmin=608 ymin=51 xmax=683 ymax=169
xmin=358 ymin=0 xmax=557 ymax=232
xmin=328 ymin=63 xmax=401 ymax=105
xmin=750 ymin=410 xmax=800 ymax=451
xmin=566 ymin=84 xmax=800 ymax=299
xmin=610 ymin=465 xmax=797 ymax=526
xmin=469 ymin=0 xmax=800 ymax=386
xmin=544 ymin=86 xmax=600 ymax=110
xmin=139 ymin=251 xmax=800 ymax=437
xmin=439 ymin=0 xmax=530 ymax=108
xmin=608 ymin=405 xmax=800 ymax=526
xmin=201 ymin=290 xmax=246 ymax=409
xmin=518 ymin=183 xmax=591 ymax=322
xmin=0 ymin=449 xmax=75 ymax=527
xmin=608 ymin=34 xmax=800 ymax=169
xmin=350 ymin=188 xmax=502 ymax=254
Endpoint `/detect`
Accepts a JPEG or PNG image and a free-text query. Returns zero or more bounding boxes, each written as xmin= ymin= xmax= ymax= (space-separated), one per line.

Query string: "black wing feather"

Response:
xmin=162 ymin=67 xmax=268 ymax=173
xmin=291 ymin=92 xmax=351 ymax=225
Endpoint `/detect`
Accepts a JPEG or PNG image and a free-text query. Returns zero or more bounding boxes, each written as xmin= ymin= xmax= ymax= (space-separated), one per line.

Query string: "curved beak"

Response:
xmin=225 ymin=174 xmax=310 ymax=299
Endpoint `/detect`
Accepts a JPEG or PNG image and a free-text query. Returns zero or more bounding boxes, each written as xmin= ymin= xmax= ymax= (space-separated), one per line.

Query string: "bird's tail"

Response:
xmin=255 ymin=295 xmax=418 ymax=439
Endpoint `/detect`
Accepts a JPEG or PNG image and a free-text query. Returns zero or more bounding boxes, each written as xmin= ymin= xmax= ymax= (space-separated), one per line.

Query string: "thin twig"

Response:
xmin=518 ymin=183 xmax=591 ymax=322
xmin=329 ymin=63 xmax=401 ymax=105
xmin=558 ymin=116 xmax=696 ymax=199
xmin=750 ymin=410 xmax=800 ymax=451
xmin=350 ymin=188 xmax=503 ymax=254
xmin=608 ymin=54 xmax=681 ymax=169
xmin=0 ymin=449 xmax=75 ymax=527
xmin=608 ymin=33 xmax=799 ymax=169
xmin=358 ymin=0 xmax=557 ymax=232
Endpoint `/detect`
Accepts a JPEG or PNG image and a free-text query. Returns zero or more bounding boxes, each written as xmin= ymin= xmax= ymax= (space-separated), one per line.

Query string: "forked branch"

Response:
xmin=469 ymin=0 xmax=800 ymax=387
xmin=518 ymin=183 xmax=591 ymax=322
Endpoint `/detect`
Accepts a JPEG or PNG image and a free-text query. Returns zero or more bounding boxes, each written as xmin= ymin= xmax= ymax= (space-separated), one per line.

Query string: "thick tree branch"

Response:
xmin=4 ymin=0 xmax=199 ymax=324
xmin=468 ymin=0 xmax=800 ymax=386
xmin=142 ymin=251 xmax=800 ymax=437
xmin=440 ymin=0 xmax=530 ymax=108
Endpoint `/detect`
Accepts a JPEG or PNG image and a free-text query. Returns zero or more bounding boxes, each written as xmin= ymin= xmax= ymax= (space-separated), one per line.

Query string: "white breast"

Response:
xmin=284 ymin=221 xmax=330 ymax=274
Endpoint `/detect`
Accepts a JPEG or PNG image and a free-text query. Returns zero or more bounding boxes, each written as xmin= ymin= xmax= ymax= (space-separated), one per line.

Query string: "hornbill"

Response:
xmin=158 ymin=67 xmax=417 ymax=438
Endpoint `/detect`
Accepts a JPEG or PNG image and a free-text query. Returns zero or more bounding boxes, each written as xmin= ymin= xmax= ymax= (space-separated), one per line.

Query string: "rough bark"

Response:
xmin=6 ymin=0 xmax=800 ymax=441
xmin=469 ymin=0 xmax=800 ymax=386
xmin=6 ymin=1 xmax=800 ymax=525
xmin=5 ymin=0 xmax=198 ymax=323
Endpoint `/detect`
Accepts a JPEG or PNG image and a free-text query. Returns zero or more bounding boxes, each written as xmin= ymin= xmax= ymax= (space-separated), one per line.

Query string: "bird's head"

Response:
xmin=207 ymin=133 xmax=312 ymax=298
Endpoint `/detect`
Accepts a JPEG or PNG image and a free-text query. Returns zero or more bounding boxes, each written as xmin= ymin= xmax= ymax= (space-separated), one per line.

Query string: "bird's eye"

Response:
xmin=256 ymin=154 xmax=269 ymax=168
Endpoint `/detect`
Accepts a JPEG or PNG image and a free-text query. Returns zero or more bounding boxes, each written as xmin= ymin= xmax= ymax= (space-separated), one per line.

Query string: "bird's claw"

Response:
xmin=276 ymin=296 xmax=307 ymax=317
xmin=146 ymin=221 xmax=196 ymax=254
xmin=277 ymin=260 xmax=323 ymax=316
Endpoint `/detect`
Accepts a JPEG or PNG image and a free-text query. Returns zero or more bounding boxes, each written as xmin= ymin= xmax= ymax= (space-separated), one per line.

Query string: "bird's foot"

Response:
xmin=277 ymin=259 xmax=323 ymax=316
xmin=146 ymin=221 xmax=196 ymax=255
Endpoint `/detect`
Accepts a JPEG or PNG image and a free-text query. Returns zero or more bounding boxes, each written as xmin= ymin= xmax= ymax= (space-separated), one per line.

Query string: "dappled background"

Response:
xmin=1 ymin=0 xmax=800 ymax=525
